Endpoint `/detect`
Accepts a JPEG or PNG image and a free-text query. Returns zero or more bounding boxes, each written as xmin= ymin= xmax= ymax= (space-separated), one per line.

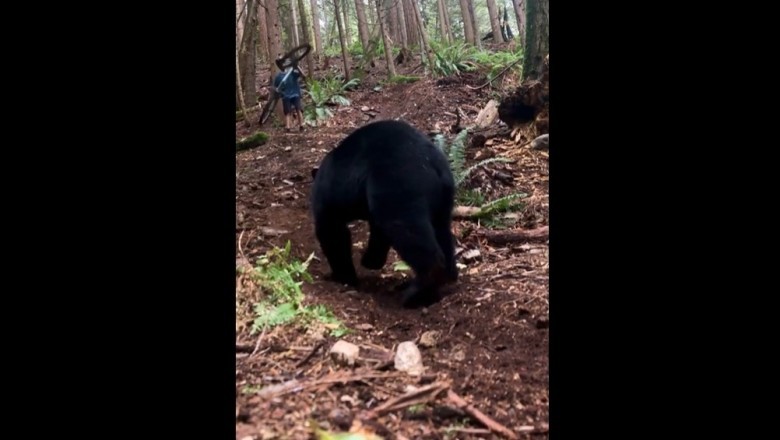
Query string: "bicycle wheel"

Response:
xmin=275 ymin=43 xmax=312 ymax=70
xmin=258 ymin=92 xmax=279 ymax=126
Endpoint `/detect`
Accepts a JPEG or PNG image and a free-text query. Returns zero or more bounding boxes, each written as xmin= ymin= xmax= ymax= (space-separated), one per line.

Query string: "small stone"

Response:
xmin=355 ymin=323 xmax=374 ymax=331
xmin=394 ymin=341 xmax=424 ymax=375
xmin=361 ymin=106 xmax=370 ymax=112
xmin=419 ymin=330 xmax=441 ymax=348
xmin=461 ymin=249 xmax=481 ymax=262
xmin=284 ymin=146 xmax=292 ymax=151
xmin=330 ymin=340 xmax=360 ymax=367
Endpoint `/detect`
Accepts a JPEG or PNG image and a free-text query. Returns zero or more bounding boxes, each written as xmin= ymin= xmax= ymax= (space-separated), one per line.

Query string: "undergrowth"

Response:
xmin=237 ymin=241 xmax=348 ymax=337
xmin=435 ymin=130 xmax=526 ymax=221
xmin=304 ymin=76 xmax=360 ymax=126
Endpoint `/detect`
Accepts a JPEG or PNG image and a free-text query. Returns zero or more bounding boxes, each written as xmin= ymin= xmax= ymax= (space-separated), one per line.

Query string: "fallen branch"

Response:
xmin=452 ymin=206 xmax=483 ymax=218
xmin=466 ymin=57 xmax=523 ymax=90
xmin=258 ymin=370 xmax=404 ymax=400
xmin=236 ymin=343 xmax=254 ymax=352
xmin=365 ymin=382 xmax=450 ymax=418
xmin=447 ymin=390 xmax=518 ymax=440
xmin=295 ymin=341 xmax=325 ymax=368
xmin=479 ymin=226 xmax=549 ymax=245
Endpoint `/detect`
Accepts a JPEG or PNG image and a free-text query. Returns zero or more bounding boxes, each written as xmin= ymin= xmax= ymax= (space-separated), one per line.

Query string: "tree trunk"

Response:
xmin=403 ymin=0 xmax=418 ymax=48
xmin=266 ymin=0 xmax=283 ymax=63
xmin=396 ymin=0 xmax=408 ymax=47
xmin=442 ymin=0 xmax=455 ymax=43
xmin=354 ymin=0 xmax=371 ymax=52
xmin=333 ymin=0 xmax=351 ymax=80
xmin=511 ymin=0 xmax=526 ymax=46
xmin=238 ymin=0 xmax=259 ymax=109
xmin=375 ymin=0 xmax=396 ymax=78
xmin=341 ymin=0 xmax=352 ymax=46
xmin=290 ymin=0 xmax=300 ymax=46
xmin=522 ymin=0 xmax=548 ymax=81
xmin=410 ymin=0 xmax=434 ymax=70
xmin=458 ymin=0 xmax=475 ymax=44
xmin=436 ymin=0 xmax=450 ymax=43
xmin=297 ymin=0 xmax=315 ymax=75
xmin=485 ymin=0 xmax=502 ymax=43
xmin=237 ymin=0 xmax=246 ymax=45
xmin=257 ymin=2 xmax=270 ymax=61
xmin=310 ymin=0 xmax=323 ymax=60
xmin=467 ymin=0 xmax=480 ymax=48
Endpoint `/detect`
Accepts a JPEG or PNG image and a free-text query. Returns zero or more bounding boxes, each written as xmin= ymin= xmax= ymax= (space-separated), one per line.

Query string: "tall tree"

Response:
xmin=436 ymin=0 xmax=451 ymax=43
xmin=310 ymin=0 xmax=323 ymax=59
xmin=354 ymin=0 xmax=371 ymax=52
xmin=297 ymin=0 xmax=315 ymax=75
xmin=237 ymin=0 xmax=246 ymax=45
xmin=458 ymin=0 xmax=475 ymax=44
xmin=376 ymin=0 xmax=396 ymax=78
xmin=333 ymin=0 xmax=351 ymax=80
xmin=266 ymin=0 xmax=283 ymax=62
xmin=237 ymin=0 xmax=259 ymax=114
xmin=522 ymin=0 xmax=548 ymax=80
xmin=410 ymin=0 xmax=434 ymax=69
xmin=397 ymin=0 xmax=408 ymax=47
xmin=467 ymin=0 xmax=480 ymax=48
xmin=442 ymin=0 xmax=455 ymax=42
xmin=511 ymin=0 xmax=526 ymax=46
xmin=485 ymin=0 xmax=502 ymax=43
xmin=290 ymin=0 xmax=300 ymax=46
xmin=341 ymin=0 xmax=352 ymax=46
xmin=257 ymin=2 xmax=270 ymax=61
xmin=403 ymin=0 xmax=418 ymax=48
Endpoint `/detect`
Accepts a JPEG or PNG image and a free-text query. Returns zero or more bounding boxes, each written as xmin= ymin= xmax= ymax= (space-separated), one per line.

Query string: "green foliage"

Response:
xmin=236 ymin=131 xmax=269 ymax=152
xmin=304 ymin=76 xmax=360 ymax=126
xmin=436 ymin=131 xmax=528 ymax=224
xmin=246 ymin=241 xmax=348 ymax=337
xmin=429 ymin=41 xmax=479 ymax=77
xmin=384 ymin=75 xmax=422 ymax=85
xmin=428 ymin=42 xmax=524 ymax=84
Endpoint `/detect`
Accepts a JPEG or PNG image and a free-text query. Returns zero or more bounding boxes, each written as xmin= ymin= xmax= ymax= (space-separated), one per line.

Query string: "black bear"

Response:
xmin=310 ymin=119 xmax=458 ymax=308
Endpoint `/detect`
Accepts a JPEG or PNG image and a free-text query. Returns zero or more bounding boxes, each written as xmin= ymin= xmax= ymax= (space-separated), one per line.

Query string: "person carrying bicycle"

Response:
xmin=273 ymin=55 xmax=305 ymax=132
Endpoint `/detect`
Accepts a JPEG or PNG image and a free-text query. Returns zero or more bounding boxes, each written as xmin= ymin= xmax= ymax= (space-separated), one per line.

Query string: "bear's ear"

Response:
xmin=311 ymin=167 xmax=319 ymax=179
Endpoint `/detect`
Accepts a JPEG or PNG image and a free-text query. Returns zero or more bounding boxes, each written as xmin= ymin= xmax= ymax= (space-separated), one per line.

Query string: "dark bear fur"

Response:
xmin=310 ymin=120 xmax=457 ymax=308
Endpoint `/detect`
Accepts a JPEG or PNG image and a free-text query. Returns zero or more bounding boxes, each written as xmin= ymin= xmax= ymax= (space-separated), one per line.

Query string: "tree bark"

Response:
xmin=298 ymin=0 xmax=315 ymax=75
xmin=485 ymin=0 xmax=502 ymax=43
xmin=237 ymin=0 xmax=259 ymax=111
xmin=266 ymin=0 xmax=283 ymax=63
xmin=354 ymin=0 xmax=371 ymax=52
xmin=511 ymin=0 xmax=526 ymax=46
xmin=341 ymin=0 xmax=352 ymax=46
xmin=458 ymin=0 xmax=475 ymax=44
xmin=376 ymin=0 xmax=396 ymax=78
xmin=436 ymin=0 xmax=451 ymax=43
xmin=334 ymin=0 xmax=352 ymax=80
xmin=410 ymin=0 xmax=434 ymax=69
xmin=310 ymin=0 xmax=323 ymax=60
xmin=522 ymin=0 xmax=548 ymax=81
xmin=257 ymin=2 xmax=270 ymax=61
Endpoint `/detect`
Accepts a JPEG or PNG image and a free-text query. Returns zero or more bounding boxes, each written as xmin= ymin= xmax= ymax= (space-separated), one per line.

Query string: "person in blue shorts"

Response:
xmin=273 ymin=59 xmax=305 ymax=132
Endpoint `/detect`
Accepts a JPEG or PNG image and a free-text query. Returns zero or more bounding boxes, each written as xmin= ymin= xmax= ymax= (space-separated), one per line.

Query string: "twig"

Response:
xmin=446 ymin=390 xmax=518 ymax=440
xmin=250 ymin=327 xmax=266 ymax=356
xmin=443 ymin=428 xmax=492 ymax=435
xmin=295 ymin=341 xmax=325 ymax=368
xmin=236 ymin=343 xmax=254 ymax=352
xmin=466 ymin=57 xmax=523 ymax=90
xmin=258 ymin=371 xmax=405 ymax=400
xmin=366 ymin=382 xmax=450 ymax=418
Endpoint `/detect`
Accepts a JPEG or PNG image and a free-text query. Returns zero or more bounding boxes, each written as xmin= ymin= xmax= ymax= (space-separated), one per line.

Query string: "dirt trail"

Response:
xmin=236 ymin=64 xmax=548 ymax=439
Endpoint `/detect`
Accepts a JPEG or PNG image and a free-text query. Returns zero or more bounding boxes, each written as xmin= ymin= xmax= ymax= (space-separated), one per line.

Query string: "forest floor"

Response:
xmin=236 ymin=54 xmax=548 ymax=440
